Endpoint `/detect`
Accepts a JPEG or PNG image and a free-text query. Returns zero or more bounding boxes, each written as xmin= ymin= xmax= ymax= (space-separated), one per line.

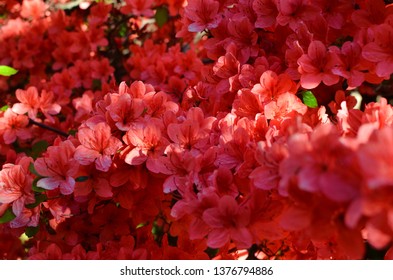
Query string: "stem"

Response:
xmin=29 ymin=118 xmax=69 ymax=138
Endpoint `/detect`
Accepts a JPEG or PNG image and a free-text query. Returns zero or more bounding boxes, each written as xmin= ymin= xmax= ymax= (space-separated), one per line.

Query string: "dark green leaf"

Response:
xmin=29 ymin=163 xmax=41 ymax=177
xmin=0 ymin=105 xmax=8 ymax=111
xmin=68 ymin=129 xmax=77 ymax=136
xmin=301 ymin=90 xmax=318 ymax=108
xmin=25 ymin=226 xmax=39 ymax=237
xmin=118 ymin=24 xmax=128 ymax=37
xmin=75 ymin=176 xmax=89 ymax=182
xmin=155 ymin=6 xmax=169 ymax=28
xmin=0 ymin=208 xmax=16 ymax=224
xmin=92 ymin=79 xmax=102 ymax=91
xmin=0 ymin=65 xmax=18 ymax=76
xmin=30 ymin=140 xmax=49 ymax=159
xmin=205 ymin=247 xmax=219 ymax=258
xmin=26 ymin=194 xmax=47 ymax=209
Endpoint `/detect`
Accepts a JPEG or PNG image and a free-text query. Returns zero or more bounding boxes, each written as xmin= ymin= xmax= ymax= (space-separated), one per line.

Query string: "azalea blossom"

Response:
xmin=74 ymin=122 xmax=123 ymax=172
xmin=12 ymin=87 xmax=61 ymax=123
xmin=20 ymin=0 xmax=48 ymax=20
xmin=0 ymin=158 xmax=35 ymax=217
xmin=123 ymin=118 xmax=169 ymax=173
xmin=280 ymin=124 xmax=360 ymax=202
xmin=253 ymin=0 xmax=279 ymax=29
xmin=362 ymin=24 xmax=393 ymax=79
xmin=105 ymin=89 xmax=146 ymax=131
xmin=357 ymin=125 xmax=393 ymax=189
xmin=157 ymin=144 xmax=202 ymax=194
xmin=298 ymin=40 xmax=340 ymax=89
xmin=120 ymin=0 xmax=155 ymax=17
xmin=167 ymin=107 xmax=215 ymax=151
xmin=12 ymin=86 xmax=40 ymax=120
xmin=203 ymin=195 xmax=253 ymax=249
xmin=34 ymin=140 xmax=79 ymax=195
xmin=251 ymin=70 xmax=298 ymax=108
xmin=0 ymin=108 xmax=32 ymax=144
xmin=330 ymin=42 xmax=366 ymax=89
xmin=276 ymin=0 xmax=321 ymax=30
xmin=184 ymin=0 xmax=222 ymax=32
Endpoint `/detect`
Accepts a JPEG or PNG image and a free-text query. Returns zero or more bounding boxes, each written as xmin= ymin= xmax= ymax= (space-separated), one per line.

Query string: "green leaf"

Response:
xmin=118 ymin=23 xmax=128 ymax=37
xmin=75 ymin=176 xmax=89 ymax=182
xmin=68 ymin=129 xmax=77 ymax=136
xmin=0 ymin=65 xmax=18 ymax=76
xmin=205 ymin=247 xmax=219 ymax=259
xmin=32 ymin=177 xmax=46 ymax=193
xmin=30 ymin=140 xmax=49 ymax=159
xmin=301 ymin=90 xmax=318 ymax=108
xmin=26 ymin=194 xmax=47 ymax=209
xmin=25 ymin=226 xmax=39 ymax=237
xmin=29 ymin=163 xmax=41 ymax=177
xmin=155 ymin=6 xmax=169 ymax=28
xmin=136 ymin=222 xmax=148 ymax=229
xmin=92 ymin=79 xmax=102 ymax=91
xmin=0 ymin=105 xmax=8 ymax=111
xmin=0 ymin=208 xmax=16 ymax=224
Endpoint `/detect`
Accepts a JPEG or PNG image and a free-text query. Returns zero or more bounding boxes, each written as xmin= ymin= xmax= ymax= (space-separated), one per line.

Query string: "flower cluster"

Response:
xmin=1 ymin=0 xmax=393 ymax=260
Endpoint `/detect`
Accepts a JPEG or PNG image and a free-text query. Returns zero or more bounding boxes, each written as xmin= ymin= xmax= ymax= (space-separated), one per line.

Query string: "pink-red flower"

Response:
xmin=34 ymin=139 xmax=79 ymax=195
xmin=184 ymin=0 xmax=222 ymax=32
xmin=276 ymin=0 xmax=321 ymax=30
xmin=157 ymin=144 xmax=202 ymax=194
xmin=253 ymin=0 xmax=279 ymax=29
xmin=0 ymin=157 xmax=35 ymax=217
xmin=250 ymin=140 xmax=288 ymax=190
xmin=167 ymin=107 xmax=215 ymax=151
xmin=123 ymin=118 xmax=169 ymax=173
xmin=105 ymin=82 xmax=147 ymax=131
xmin=12 ymin=87 xmax=61 ymax=122
xmin=357 ymin=125 xmax=393 ymax=189
xmin=330 ymin=42 xmax=367 ymax=89
xmin=74 ymin=122 xmax=122 ymax=172
xmin=362 ymin=24 xmax=393 ymax=78
xmin=120 ymin=0 xmax=155 ymax=17
xmin=0 ymin=108 xmax=32 ymax=144
xmin=20 ymin=0 xmax=48 ymax=20
xmin=12 ymin=87 xmax=40 ymax=120
xmin=297 ymin=40 xmax=339 ymax=89
xmin=280 ymin=124 xmax=360 ymax=202
xmin=202 ymin=195 xmax=253 ymax=249
xmin=251 ymin=70 xmax=297 ymax=102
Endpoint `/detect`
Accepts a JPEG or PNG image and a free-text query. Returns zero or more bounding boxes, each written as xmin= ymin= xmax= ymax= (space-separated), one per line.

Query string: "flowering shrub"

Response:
xmin=1 ymin=0 xmax=393 ymax=260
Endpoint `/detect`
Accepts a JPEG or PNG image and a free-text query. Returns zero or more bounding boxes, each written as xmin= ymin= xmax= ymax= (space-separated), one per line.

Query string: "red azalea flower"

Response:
xmin=20 ymin=0 xmax=48 ymax=20
xmin=203 ymin=195 xmax=253 ymax=249
xmin=0 ymin=158 xmax=35 ymax=217
xmin=253 ymin=0 xmax=279 ymax=29
xmin=298 ymin=40 xmax=339 ymax=89
xmin=276 ymin=0 xmax=321 ymax=30
xmin=184 ymin=0 xmax=222 ymax=32
xmin=0 ymin=109 xmax=32 ymax=144
xmin=167 ymin=107 xmax=215 ymax=151
xmin=12 ymin=86 xmax=40 ymax=120
xmin=362 ymin=24 xmax=393 ymax=78
xmin=35 ymin=140 xmax=79 ymax=195
xmin=74 ymin=122 xmax=122 ymax=172
xmin=123 ymin=118 xmax=169 ymax=173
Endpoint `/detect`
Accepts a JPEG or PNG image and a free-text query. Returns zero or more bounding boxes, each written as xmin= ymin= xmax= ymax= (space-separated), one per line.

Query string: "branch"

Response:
xmin=29 ymin=118 xmax=69 ymax=138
